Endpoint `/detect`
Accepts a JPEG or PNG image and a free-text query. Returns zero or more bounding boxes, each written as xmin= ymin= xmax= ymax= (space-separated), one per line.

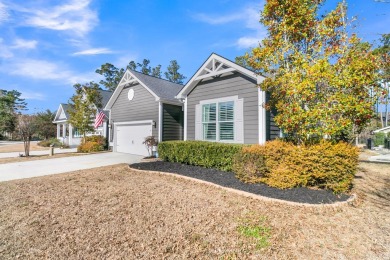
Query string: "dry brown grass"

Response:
xmin=0 ymin=153 xmax=83 ymax=164
xmin=359 ymin=149 xmax=380 ymax=161
xmin=0 ymin=163 xmax=389 ymax=259
xmin=0 ymin=142 xmax=48 ymax=153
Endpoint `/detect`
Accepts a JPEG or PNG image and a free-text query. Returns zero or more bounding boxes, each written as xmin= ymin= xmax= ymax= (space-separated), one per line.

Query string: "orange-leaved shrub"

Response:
xmin=77 ymin=136 xmax=107 ymax=153
xmin=233 ymin=139 xmax=359 ymax=193
xmin=77 ymin=141 xmax=103 ymax=153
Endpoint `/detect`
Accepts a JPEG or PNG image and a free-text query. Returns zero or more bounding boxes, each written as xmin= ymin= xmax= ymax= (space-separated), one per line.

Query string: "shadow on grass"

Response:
xmin=356 ymin=165 xmax=390 ymax=209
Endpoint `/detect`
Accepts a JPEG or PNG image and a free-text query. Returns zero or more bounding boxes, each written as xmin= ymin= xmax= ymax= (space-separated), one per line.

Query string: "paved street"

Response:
xmin=368 ymin=153 xmax=390 ymax=163
xmin=0 ymin=147 xmax=78 ymax=158
xmin=0 ymin=152 xmax=143 ymax=182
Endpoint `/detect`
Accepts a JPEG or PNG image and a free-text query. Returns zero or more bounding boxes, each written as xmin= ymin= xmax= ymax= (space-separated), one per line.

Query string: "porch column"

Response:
xmin=68 ymin=124 xmax=73 ymax=145
xmin=57 ymin=124 xmax=60 ymax=139
xmin=62 ymin=124 xmax=66 ymax=137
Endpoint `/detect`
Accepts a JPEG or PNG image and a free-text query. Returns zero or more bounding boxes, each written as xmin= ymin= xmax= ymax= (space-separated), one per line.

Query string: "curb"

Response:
xmin=129 ymin=167 xmax=357 ymax=208
xmin=359 ymin=160 xmax=390 ymax=165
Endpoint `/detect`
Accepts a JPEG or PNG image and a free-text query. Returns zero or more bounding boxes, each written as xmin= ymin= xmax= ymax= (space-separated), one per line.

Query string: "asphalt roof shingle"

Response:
xmin=98 ymin=89 xmax=113 ymax=108
xmin=130 ymin=70 xmax=184 ymax=101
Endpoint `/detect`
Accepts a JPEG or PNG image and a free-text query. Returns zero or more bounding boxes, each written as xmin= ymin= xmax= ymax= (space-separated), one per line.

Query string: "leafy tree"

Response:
xmin=164 ymin=60 xmax=186 ymax=84
xmin=96 ymin=60 xmax=164 ymax=91
xmin=95 ymin=63 xmax=124 ymax=92
xmin=374 ymin=34 xmax=390 ymax=82
xmin=17 ymin=114 xmax=37 ymax=156
xmin=244 ymin=0 xmax=382 ymax=144
xmin=373 ymin=34 xmax=390 ymax=127
xmin=36 ymin=109 xmax=56 ymax=140
xmin=0 ymin=90 xmax=27 ymax=137
xmin=137 ymin=59 xmax=154 ymax=75
xmin=68 ymin=82 xmax=102 ymax=141
xmin=152 ymin=64 xmax=162 ymax=78
xmin=235 ymin=55 xmax=252 ymax=70
xmin=127 ymin=61 xmax=138 ymax=71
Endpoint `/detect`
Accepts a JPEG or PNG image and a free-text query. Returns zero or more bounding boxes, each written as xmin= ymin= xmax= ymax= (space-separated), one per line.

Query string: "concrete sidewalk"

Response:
xmin=0 ymin=148 xmax=77 ymax=158
xmin=368 ymin=153 xmax=390 ymax=163
xmin=0 ymin=152 xmax=143 ymax=182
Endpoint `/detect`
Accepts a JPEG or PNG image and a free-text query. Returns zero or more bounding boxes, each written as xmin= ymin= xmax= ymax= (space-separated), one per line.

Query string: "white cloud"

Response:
xmin=73 ymin=48 xmax=114 ymax=56
xmin=0 ymin=38 xmax=13 ymax=58
xmin=20 ymin=91 xmax=46 ymax=101
xmin=192 ymin=5 xmax=267 ymax=50
xmin=0 ymin=2 xmax=9 ymax=24
xmin=236 ymin=37 xmax=260 ymax=49
xmin=192 ymin=13 xmax=243 ymax=25
xmin=11 ymin=38 xmax=38 ymax=49
xmin=9 ymin=0 xmax=98 ymax=37
xmin=115 ymin=54 xmax=138 ymax=68
xmin=2 ymin=58 xmax=99 ymax=85
xmin=192 ymin=7 xmax=261 ymax=28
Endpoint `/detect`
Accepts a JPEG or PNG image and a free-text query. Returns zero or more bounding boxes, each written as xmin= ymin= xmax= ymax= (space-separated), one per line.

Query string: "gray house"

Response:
xmin=104 ymin=70 xmax=184 ymax=156
xmin=53 ymin=89 xmax=112 ymax=147
xmin=176 ymin=53 xmax=279 ymax=144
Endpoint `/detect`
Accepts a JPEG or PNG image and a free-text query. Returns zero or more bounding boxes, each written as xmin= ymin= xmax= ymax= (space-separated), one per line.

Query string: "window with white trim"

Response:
xmin=202 ymin=101 xmax=234 ymax=141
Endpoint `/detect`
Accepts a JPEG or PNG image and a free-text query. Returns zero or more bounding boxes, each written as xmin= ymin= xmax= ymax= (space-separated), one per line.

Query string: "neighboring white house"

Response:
xmin=53 ymin=90 xmax=112 ymax=147
xmin=373 ymin=126 xmax=390 ymax=134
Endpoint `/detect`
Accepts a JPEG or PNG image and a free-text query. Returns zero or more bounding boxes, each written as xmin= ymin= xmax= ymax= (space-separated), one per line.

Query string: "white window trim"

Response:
xmin=199 ymin=95 xmax=241 ymax=143
xmin=199 ymin=95 xmax=239 ymax=105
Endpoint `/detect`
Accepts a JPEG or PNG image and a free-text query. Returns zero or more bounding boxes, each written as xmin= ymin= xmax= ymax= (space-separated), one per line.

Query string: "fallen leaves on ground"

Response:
xmin=0 ymin=163 xmax=389 ymax=259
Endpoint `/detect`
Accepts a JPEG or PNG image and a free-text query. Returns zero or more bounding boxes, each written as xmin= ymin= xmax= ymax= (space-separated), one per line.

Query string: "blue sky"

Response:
xmin=0 ymin=0 xmax=389 ymax=112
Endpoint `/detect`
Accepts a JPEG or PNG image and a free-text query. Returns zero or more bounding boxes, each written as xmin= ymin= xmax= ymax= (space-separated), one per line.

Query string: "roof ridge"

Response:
xmin=130 ymin=69 xmax=184 ymax=87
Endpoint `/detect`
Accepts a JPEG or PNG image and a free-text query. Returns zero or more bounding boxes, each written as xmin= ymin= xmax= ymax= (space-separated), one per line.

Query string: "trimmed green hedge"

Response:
xmin=158 ymin=141 xmax=244 ymax=172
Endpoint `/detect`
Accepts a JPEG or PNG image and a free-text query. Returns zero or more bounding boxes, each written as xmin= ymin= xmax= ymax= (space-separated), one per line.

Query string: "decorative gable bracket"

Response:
xmin=118 ymin=70 xmax=138 ymax=87
xmin=195 ymin=58 xmax=236 ymax=81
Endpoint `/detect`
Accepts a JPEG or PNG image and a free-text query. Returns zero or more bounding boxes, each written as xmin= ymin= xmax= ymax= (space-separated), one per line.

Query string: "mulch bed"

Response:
xmin=130 ymin=161 xmax=351 ymax=204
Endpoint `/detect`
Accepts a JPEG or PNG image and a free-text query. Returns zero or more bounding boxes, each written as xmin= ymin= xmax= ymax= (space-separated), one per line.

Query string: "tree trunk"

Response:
xmin=23 ymin=136 xmax=31 ymax=157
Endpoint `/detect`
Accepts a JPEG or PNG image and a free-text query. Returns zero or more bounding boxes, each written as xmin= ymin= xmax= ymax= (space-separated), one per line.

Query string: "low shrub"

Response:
xmin=37 ymin=138 xmax=63 ymax=147
xmin=77 ymin=141 xmax=104 ymax=153
xmin=158 ymin=141 xmax=244 ymax=172
xmin=77 ymin=136 xmax=106 ymax=153
xmin=233 ymin=139 xmax=359 ymax=193
xmin=374 ymin=132 xmax=386 ymax=146
xmin=81 ymin=135 xmax=106 ymax=147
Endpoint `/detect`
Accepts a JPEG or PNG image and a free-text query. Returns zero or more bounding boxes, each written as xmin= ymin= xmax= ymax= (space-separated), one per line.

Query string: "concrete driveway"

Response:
xmin=0 ymin=152 xmax=143 ymax=182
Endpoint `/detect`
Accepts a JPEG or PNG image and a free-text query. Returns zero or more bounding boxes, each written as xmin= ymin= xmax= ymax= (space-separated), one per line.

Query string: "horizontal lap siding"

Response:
xmin=266 ymin=92 xmax=280 ymax=140
xmin=162 ymin=104 xmax=184 ymax=141
xmin=187 ymin=73 xmax=259 ymax=144
xmin=111 ymin=84 xmax=159 ymax=137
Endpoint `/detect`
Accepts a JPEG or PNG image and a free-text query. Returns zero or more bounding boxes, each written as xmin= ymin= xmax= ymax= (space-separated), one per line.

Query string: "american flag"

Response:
xmin=94 ymin=110 xmax=106 ymax=128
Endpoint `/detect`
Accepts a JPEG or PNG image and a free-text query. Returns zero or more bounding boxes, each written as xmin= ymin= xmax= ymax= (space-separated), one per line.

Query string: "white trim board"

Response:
xmin=176 ymin=53 xmax=265 ymax=99
xmin=199 ymin=95 xmax=239 ymax=105
xmin=114 ymin=120 xmax=154 ymax=126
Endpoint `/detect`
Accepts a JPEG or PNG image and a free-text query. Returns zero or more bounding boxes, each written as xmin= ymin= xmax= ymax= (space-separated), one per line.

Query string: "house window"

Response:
xmin=202 ymin=101 xmax=234 ymax=141
xmin=73 ymin=128 xmax=81 ymax=137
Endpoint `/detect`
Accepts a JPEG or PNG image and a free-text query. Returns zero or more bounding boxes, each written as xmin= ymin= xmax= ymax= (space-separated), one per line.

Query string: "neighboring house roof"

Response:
xmin=53 ymin=90 xmax=113 ymax=123
xmin=373 ymin=126 xmax=390 ymax=133
xmin=98 ymin=89 xmax=113 ymax=108
xmin=105 ymin=69 xmax=184 ymax=110
xmin=176 ymin=53 xmax=265 ymax=99
xmin=53 ymin=103 xmax=70 ymax=123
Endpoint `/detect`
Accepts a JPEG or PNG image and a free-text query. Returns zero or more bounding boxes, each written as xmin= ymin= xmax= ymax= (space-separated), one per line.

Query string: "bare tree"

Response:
xmin=17 ymin=114 xmax=37 ymax=157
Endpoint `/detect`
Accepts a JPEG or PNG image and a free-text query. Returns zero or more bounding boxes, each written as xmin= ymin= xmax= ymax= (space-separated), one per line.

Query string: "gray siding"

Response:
xmin=187 ymin=73 xmax=259 ymax=144
xmin=266 ymin=92 xmax=280 ymax=140
xmin=111 ymin=83 xmax=159 ymax=137
xmin=162 ymin=104 xmax=183 ymax=141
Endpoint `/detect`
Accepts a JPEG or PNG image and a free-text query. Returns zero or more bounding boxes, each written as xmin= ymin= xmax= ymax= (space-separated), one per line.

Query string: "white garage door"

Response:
xmin=115 ymin=123 xmax=152 ymax=156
